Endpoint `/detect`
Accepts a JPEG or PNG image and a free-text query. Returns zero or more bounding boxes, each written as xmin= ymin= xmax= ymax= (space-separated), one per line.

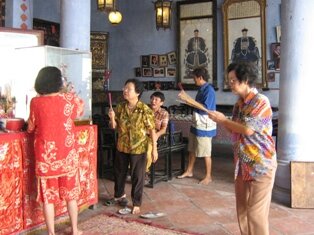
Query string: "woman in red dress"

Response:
xmin=27 ymin=66 xmax=84 ymax=235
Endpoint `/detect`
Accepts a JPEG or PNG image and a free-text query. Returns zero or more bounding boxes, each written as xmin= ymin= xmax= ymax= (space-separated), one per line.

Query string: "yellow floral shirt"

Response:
xmin=115 ymin=101 xmax=155 ymax=154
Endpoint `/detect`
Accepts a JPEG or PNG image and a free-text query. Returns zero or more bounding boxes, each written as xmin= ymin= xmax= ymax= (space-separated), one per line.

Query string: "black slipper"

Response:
xmin=105 ymin=198 xmax=116 ymax=206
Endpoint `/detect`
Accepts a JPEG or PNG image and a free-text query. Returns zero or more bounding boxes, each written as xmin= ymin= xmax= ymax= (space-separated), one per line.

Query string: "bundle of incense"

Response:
xmin=177 ymin=86 xmax=210 ymax=113
xmin=108 ymin=92 xmax=112 ymax=109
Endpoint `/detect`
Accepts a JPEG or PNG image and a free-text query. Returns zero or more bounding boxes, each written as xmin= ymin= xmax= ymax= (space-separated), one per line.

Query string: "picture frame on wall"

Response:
xmin=222 ymin=0 xmax=267 ymax=90
xmin=153 ymin=67 xmax=165 ymax=77
xmin=166 ymin=67 xmax=176 ymax=77
xmin=142 ymin=67 xmax=153 ymax=77
xmin=167 ymin=51 xmax=177 ymax=65
xmin=271 ymin=43 xmax=280 ymax=70
xmin=177 ymin=0 xmax=217 ymax=90
xmin=267 ymin=60 xmax=275 ymax=70
xmin=150 ymin=54 xmax=159 ymax=67
xmin=135 ymin=67 xmax=141 ymax=77
xmin=141 ymin=55 xmax=150 ymax=68
xmin=159 ymin=55 xmax=168 ymax=67
xmin=33 ymin=18 xmax=60 ymax=46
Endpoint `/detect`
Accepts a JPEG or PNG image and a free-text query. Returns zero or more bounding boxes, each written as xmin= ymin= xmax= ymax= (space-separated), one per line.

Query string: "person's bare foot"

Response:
xmin=132 ymin=206 xmax=140 ymax=215
xmin=72 ymin=229 xmax=83 ymax=235
xmin=199 ymin=177 xmax=212 ymax=185
xmin=176 ymin=171 xmax=193 ymax=179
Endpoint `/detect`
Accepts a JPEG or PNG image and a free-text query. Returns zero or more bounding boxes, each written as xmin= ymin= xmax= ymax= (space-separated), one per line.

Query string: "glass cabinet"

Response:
xmin=12 ymin=46 xmax=92 ymax=122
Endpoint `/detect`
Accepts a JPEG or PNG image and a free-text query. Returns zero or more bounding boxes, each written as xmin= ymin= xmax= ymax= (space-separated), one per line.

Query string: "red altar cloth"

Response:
xmin=0 ymin=125 xmax=98 ymax=235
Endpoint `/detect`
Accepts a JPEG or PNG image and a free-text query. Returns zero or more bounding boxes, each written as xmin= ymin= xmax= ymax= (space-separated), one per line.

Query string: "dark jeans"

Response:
xmin=114 ymin=151 xmax=146 ymax=207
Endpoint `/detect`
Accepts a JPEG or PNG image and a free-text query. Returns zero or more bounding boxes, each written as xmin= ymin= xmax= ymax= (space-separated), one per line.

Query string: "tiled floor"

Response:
xmin=78 ymin=144 xmax=314 ymax=235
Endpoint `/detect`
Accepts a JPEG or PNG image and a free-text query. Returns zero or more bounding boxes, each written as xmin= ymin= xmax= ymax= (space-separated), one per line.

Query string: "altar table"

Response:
xmin=0 ymin=125 xmax=98 ymax=235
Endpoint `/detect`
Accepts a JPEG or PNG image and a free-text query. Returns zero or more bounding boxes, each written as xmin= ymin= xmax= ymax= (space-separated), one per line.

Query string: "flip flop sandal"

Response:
xmin=118 ymin=207 xmax=132 ymax=215
xmin=140 ymin=212 xmax=166 ymax=219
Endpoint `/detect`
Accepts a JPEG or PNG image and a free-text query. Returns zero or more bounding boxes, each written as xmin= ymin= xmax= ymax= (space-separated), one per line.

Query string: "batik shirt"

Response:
xmin=27 ymin=93 xmax=84 ymax=177
xmin=115 ymin=101 xmax=155 ymax=154
xmin=232 ymin=88 xmax=277 ymax=181
xmin=153 ymin=107 xmax=169 ymax=131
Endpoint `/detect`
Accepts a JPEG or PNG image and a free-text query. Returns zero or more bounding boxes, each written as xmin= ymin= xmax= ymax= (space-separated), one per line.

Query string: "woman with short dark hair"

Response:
xmin=108 ymin=78 xmax=158 ymax=214
xmin=208 ymin=62 xmax=277 ymax=235
xmin=28 ymin=66 xmax=84 ymax=235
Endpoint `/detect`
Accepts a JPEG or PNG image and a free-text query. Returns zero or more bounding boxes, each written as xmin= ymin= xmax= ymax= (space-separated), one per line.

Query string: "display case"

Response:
xmin=12 ymin=46 xmax=92 ymax=122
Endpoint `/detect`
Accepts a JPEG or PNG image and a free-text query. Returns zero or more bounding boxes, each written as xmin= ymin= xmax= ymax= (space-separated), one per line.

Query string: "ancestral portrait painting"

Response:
xmin=177 ymin=0 xmax=216 ymax=89
xmin=223 ymin=0 xmax=267 ymax=90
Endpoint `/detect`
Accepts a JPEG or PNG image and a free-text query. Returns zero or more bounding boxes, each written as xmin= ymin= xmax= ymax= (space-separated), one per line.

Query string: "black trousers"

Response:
xmin=114 ymin=151 xmax=146 ymax=207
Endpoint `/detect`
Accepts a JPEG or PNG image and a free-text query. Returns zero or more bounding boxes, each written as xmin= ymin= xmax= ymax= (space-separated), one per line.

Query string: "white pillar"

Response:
xmin=273 ymin=0 xmax=314 ymax=204
xmin=60 ymin=0 xmax=90 ymax=51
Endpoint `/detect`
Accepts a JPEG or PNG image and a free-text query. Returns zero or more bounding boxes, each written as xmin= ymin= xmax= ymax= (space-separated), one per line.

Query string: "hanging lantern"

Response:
xmin=108 ymin=10 xmax=123 ymax=25
xmin=154 ymin=0 xmax=172 ymax=30
xmin=97 ymin=0 xmax=115 ymax=12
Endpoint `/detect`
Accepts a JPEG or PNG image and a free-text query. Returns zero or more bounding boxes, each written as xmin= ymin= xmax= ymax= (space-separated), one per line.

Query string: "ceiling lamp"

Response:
xmin=108 ymin=10 xmax=123 ymax=25
xmin=97 ymin=0 xmax=115 ymax=12
xmin=154 ymin=0 xmax=172 ymax=30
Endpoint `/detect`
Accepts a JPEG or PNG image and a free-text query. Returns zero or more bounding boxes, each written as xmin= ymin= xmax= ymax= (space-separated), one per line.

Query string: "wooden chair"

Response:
xmin=92 ymin=114 xmax=116 ymax=179
xmin=146 ymin=121 xmax=188 ymax=187
xmin=168 ymin=123 xmax=187 ymax=179
xmin=146 ymin=133 xmax=171 ymax=188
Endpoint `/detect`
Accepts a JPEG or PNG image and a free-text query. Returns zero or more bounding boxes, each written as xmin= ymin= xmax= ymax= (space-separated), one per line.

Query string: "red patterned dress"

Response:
xmin=27 ymin=93 xmax=84 ymax=203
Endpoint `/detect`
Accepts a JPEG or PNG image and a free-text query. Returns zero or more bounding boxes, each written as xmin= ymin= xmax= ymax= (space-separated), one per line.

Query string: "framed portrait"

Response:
xmin=271 ymin=43 xmax=280 ymax=70
xmin=33 ymin=18 xmax=60 ymax=46
xmin=166 ymin=67 xmax=176 ymax=77
xmin=142 ymin=68 xmax=153 ymax=77
xmin=267 ymin=60 xmax=275 ymax=70
xmin=177 ymin=0 xmax=217 ymax=90
xmin=143 ymin=81 xmax=149 ymax=90
xmin=167 ymin=51 xmax=177 ymax=65
xmin=149 ymin=81 xmax=156 ymax=90
xmin=222 ymin=0 xmax=267 ymax=90
xmin=267 ymin=71 xmax=280 ymax=89
xmin=135 ymin=67 xmax=141 ymax=77
xmin=141 ymin=55 xmax=150 ymax=68
xmin=159 ymin=55 xmax=168 ymax=67
xmin=153 ymin=67 xmax=165 ymax=77
xmin=150 ymin=54 xmax=159 ymax=67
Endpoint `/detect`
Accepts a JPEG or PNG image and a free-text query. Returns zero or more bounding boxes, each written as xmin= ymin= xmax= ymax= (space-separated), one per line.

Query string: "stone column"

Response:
xmin=60 ymin=0 xmax=90 ymax=51
xmin=273 ymin=0 xmax=314 ymax=204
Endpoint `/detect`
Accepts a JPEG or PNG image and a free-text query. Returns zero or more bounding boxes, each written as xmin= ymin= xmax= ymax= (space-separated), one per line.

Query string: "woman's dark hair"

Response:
xmin=34 ymin=66 xmax=63 ymax=95
xmin=124 ymin=78 xmax=144 ymax=98
xmin=150 ymin=91 xmax=165 ymax=102
xmin=193 ymin=67 xmax=208 ymax=81
xmin=227 ymin=62 xmax=258 ymax=87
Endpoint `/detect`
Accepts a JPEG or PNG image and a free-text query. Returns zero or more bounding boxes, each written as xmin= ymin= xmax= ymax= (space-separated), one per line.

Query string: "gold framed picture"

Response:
xmin=222 ymin=0 xmax=267 ymax=90
xmin=153 ymin=67 xmax=165 ymax=77
xmin=159 ymin=55 xmax=168 ymax=67
xmin=177 ymin=0 xmax=217 ymax=89
xmin=166 ymin=67 xmax=176 ymax=77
